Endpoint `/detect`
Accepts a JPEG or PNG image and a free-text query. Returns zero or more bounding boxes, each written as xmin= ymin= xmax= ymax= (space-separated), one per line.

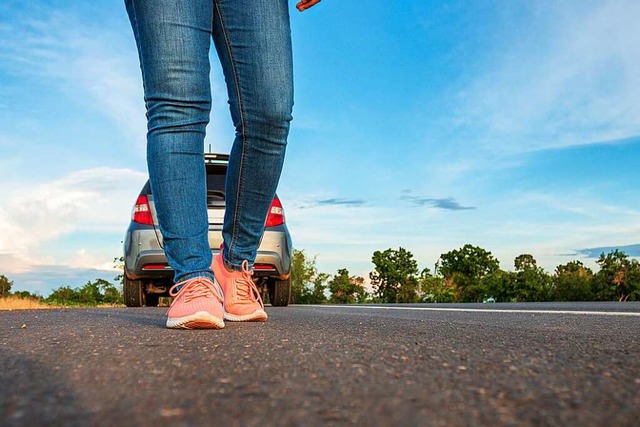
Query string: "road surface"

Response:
xmin=1 ymin=303 xmax=639 ymax=426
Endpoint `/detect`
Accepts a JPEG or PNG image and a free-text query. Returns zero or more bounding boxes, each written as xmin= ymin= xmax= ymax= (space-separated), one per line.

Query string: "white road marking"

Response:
xmin=307 ymin=305 xmax=640 ymax=317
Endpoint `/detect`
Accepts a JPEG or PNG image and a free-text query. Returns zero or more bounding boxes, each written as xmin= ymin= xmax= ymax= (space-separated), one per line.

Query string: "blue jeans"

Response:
xmin=125 ymin=0 xmax=293 ymax=282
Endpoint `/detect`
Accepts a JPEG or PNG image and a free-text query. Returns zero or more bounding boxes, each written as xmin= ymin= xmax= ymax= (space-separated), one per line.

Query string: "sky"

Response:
xmin=1 ymin=0 xmax=640 ymax=296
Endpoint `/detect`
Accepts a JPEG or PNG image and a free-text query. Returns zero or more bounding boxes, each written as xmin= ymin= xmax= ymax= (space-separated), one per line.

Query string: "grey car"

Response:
xmin=123 ymin=153 xmax=293 ymax=307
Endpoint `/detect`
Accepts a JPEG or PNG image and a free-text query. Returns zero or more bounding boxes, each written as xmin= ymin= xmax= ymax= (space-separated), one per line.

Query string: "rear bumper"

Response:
xmin=124 ymin=226 xmax=292 ymax=281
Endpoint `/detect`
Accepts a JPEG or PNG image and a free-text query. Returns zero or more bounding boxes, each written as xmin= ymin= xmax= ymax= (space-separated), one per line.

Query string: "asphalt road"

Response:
xmin=1 ymin=303 xmax=639 ymax=427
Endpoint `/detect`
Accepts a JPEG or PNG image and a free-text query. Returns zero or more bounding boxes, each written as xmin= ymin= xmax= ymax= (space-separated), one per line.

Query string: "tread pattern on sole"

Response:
xmin=166 ymin=311 xmax=225 ymax=330
xmin=224 ymin=310 xmax=268 ymax=322
xmin=183 ymin=320 xmax=224 ymax=329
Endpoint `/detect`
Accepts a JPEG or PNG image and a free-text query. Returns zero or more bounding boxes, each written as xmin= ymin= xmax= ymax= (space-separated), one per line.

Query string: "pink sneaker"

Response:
xmin=166 ymin=277 xmax=225 ymax=329
xmin=212 ymin=254 xmax=268 ymax=322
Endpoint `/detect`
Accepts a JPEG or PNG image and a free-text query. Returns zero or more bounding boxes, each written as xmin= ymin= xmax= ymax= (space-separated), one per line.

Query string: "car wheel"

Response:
xmin=124 ymin=278 xmax=143 ymax=307
xmin=144 ymin=292 xmax=159 ymax=307
xmin=268 ymin=278 xmax=291 ymax=307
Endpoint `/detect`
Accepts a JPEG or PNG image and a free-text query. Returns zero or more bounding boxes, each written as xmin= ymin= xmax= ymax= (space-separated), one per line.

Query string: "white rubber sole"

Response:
xmin=166 ymin=311 xmax=225 ymax=329
xmin=224 ymin=309 xmax=268 ymax=322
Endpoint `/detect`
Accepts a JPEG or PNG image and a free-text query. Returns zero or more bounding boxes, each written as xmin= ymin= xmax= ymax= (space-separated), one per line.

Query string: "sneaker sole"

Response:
xmin=224 ymin=309 xmax=268 ymax=322
xmin=166 ymin=311 xmax=225 ymax=329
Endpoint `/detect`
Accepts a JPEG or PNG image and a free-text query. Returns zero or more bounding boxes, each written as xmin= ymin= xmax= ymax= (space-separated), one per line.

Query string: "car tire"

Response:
xmin=268 ymin=278 xmax=291 ymax=307
xmin=124 ymin=278 xmax=144 ymax=307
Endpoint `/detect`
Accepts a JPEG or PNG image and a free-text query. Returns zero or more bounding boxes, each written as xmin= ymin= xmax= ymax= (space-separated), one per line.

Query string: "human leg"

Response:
xmin=211 ymin=0 xmax=294 ymax=270
xmin=125 ymin=0 xmax=224 ymax=328
xmin=209 ymin=0 xmax=294 ymax=320
xmin=125 ymin=0 xmax=214 ymax=284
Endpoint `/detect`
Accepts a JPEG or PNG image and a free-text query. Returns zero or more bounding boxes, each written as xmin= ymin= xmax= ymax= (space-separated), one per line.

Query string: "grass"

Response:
xmin=0 ymin=295 xmax=128 ymax=310
xmin=0 ymin=295 xmax=57 ymax=310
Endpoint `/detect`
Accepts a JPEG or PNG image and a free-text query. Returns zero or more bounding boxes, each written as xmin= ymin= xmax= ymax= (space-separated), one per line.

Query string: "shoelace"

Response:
xmin=234 ymin=260 xmax=264 ymax=307
xmin=169 ymin=277 xmax=223 ymax=304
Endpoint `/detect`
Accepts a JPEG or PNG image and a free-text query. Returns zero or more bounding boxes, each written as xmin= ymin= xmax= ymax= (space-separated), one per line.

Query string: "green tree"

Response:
xmin=512 ymin=254 xmax=552 ymax=302
xmin=625 ymin=261 xmax=640 ymax=301
xmin=329 ymin=268 xmax=366 ymax=304
xmin=553 ymin=261 xmax=594 ymax=301
xmin=113 ymin=256 xmax=125 ymax=285
xmin=99 ymin=279 xmax=123 ymax=304
xmin=514 ymin=254 xmax=537 ymax=271
xmin=481 ymin=269 xmax=516 ymax=302
xmin=78 ymin=280 xmax=103 ymax=304
xmin=419 ymin=268 xmax=455 ymax=303
xmin=436 ymin=244 xmax=500 ymax=302
xmin=47 ymin=279 xmax=122 ymax=305
xmin=594 ymin=250 xmax=640 ymax=301
xmin=305 ymin=272 xmax=329 ymax=304
xmin=47 ymin=286 xmax=80 ymax=304
xmin=0 ymin=274 xmax=13 ymax=296
xmin=370 ymin=247 xmax=419 ymax=303
xmin=291 ymin=249 xmax=319 ymax=304
xmin=290 ymin=249 xmax=330 ymax=304
xmin=14 ymin=290 xmax=41 ymax=300
xmin=398 ymin=276 xmax=420 ymax=303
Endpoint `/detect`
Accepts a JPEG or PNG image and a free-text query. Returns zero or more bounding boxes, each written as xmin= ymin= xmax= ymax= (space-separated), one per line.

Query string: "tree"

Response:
xmin=306 ymin=273 xmax=329 ymax=304
xmin=99 ymin=279 xmax=123 ymax=304
xmin=436 ymin=244 xmax=500 ymax=302
xmin=78 ymin=280 xmax=103 ymax=304
xmin=0 ymin=274 xmax=13 ymax=296
xmin=397 ymin=276 xmax=420 ymax=303
xmin=594 ymin=250 xmax=640 ymax=302
xmin=370 ymin=247 xmax=419 ymax=303
xmin=113 ymin=256 xmax=125 ymax=285
xmin=512 ymin=254 xmax=552 ymax=302
xmin=625 ymin=261 xmax=640 ymax=301
xmin=290 ymin=249 xmax=329 ymax=304
xmin=514 ymin=254 xmax=537 ymax=271
xmin=481 ymin=269 xmax=516 ymax=302
xmin=14 ymin=290 xmax=29 ymax=298
xmin=291 ymin=250 xmax=315 ymax=303
xmin=329 ymin=268 xmax=366 ymax=304
xmin=419 ymin=268 xmax=455 ymax=303
xmin=47 ymin=286 xmax=79 ymax=304
xmin=553 ymin=261 xmax=594 ymax=301
xmin=47 ymin=278 xmax=122 ymax=305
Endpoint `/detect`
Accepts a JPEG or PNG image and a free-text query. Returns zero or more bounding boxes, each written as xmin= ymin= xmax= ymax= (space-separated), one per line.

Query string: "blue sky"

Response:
xmin=1 ymin=0 xmax=640 ymax=295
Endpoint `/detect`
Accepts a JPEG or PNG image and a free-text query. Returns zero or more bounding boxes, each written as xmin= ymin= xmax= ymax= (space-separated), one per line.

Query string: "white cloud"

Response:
xmin=0 ymin=167 xmax=147 ymax=274
xmin=0 ymin=4 xmax=235 ymax=153
xmin=0 ymin=9 xmax=147 ymax=149
xmin=0 ymin=2 xmax=235 ymax=292
xmin=454 ymin=0 xmax=640 ymax=154
xmin=282 ymin=185 xmax=640 ymax=281
xmin=282 ymin=191 xmax=463 ymax=278
xmin=461 ymin=189 xmax=640 ymax=273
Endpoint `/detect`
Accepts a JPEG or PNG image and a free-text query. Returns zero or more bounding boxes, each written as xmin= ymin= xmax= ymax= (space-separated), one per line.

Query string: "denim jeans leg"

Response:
xmin=125 ymin=0 xmax=214 ymax=283
xmin=211 ymin=0 xmax=294 ymax=270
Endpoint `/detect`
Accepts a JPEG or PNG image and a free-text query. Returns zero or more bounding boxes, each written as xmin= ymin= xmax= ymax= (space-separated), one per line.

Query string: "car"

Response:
xmin=123 ymin=153 xmax=293 ymax=307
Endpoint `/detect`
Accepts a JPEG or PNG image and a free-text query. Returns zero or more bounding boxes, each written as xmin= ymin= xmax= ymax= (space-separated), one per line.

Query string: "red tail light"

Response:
xmin=265 ymin=196 xmax=285 ymax=227
xmin=132 ymin=194 xmax=154 ymax=225
xmin=142 ymin=263 xmax=169 ymax=270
